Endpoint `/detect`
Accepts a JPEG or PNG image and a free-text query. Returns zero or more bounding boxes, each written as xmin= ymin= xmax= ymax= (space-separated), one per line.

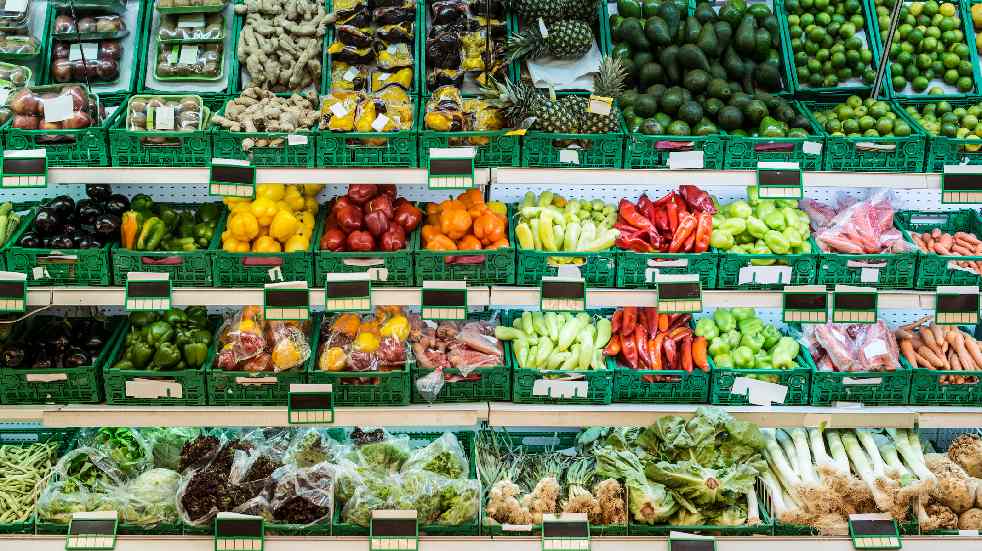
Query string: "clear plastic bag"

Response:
xmin=53 ymin=447 xmax=128 ymax=492
xmin=285 ymin=429 xmax=347 ymax=468
xmin=401 ymin=432 xmax=468 ymax=479
xmin=141 ymin=427 xmax=201 ymax=471
xmin=812 ymin=189 xmax=914 ymax=254
xmin=37 ymin=481 xmax=118 ymax=524
xmin=435 ymin=477 xmax=479 ymax=525
xmin=269 ymin=462 xmax=337 ymax=526
xmin=157 ymin=13 xmax=223 ymax=42
xmin=78 ymin=428 xmax=154 ymax=479
xmin=350 ymin=430 xmax=410 ymax=473
xmin=389 ymin=470 xmax=444 ymax=523
xmin=117 ymin=468 xmax=182 ymax=526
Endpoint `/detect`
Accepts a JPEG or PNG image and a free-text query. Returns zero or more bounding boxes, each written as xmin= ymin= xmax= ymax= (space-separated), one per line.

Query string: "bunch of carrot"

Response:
xmin=896 ymin=315 xmax=982 ymax=383
xmin=603 ymin=306 xmax=709 ymax=377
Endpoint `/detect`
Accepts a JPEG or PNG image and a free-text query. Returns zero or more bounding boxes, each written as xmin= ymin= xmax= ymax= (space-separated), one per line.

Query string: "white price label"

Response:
xmin=68 ymin=42 xmax=99 ymax=61
xmin=287 ymin=134 xmax=308 ymax=145
xmin=371 ymin=114 xmax=390 ymax=132
xmin=42 ymin=94 xmax=74 ymax=123
xmin=343 ymin=66 xmax=358 ymax=81
xmin=178 ymin=45 xmax=199 ymax=65
xmin=153 ymin=106 xmax=175 ymax=131
xmin=177 ymin=14 xmax=206 ymax=27
xmin=559 ymin=149 xmax=579 ymax=165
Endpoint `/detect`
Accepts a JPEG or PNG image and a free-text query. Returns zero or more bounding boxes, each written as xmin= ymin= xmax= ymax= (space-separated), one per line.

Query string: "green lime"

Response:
xmin=842 ymin=118 xmax=860 ymax=133
xmin=912 ymin=75 xmax=930 ymax=92
xmin=894 ymin=122 xmax=912 ymax=137
xmin=944 ymin=69 xmax=959 ymax=84
xmin=957 ymin=77 xmax=974 ymax=93
xmin=892 ymin=75 xmax=908 ymax=91
xmin=963 ymin=114 xmax=980 ymax=129
xmin=876 ymin=118 xmax=895 ymax=135
xmin=858 ymin=115 xmax=876 ymax=131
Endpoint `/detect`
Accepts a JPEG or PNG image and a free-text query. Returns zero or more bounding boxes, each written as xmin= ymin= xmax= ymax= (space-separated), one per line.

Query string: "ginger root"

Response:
xmin=235 ymin=0 xmax=330 ymax=91
xmin=211 ymin=87 xmax=318 ymax=151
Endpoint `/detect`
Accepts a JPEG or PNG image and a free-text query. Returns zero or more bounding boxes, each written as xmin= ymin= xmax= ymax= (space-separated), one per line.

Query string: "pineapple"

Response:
xmin=504 ymin=0 xmax=570 ymax=23
xmin=563 ymin=0 xmax=600 ymax=22
xmin=578 ymin=56 xmax=627 ymax=134
xmin=506 ymin=20 xmax=593 ymax=62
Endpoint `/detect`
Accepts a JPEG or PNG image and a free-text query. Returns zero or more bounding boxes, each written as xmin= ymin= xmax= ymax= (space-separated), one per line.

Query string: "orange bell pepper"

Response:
xmin=473 ymin=212 xmax=505 ymax=245
xmin=439 ymin=198 xmax=466 ymax=213
xmin=426 ymin=234 xmax=457 ymax=250
xmin=486 ymin=238 xmax=510 ymax=249
xmin=439 ymin=208 xmax=472 ymax=240
xmin=426 ymin=203 xmax=442 ymax=217
xmin=468 ymin=203 xmax=489 ymax=219
xmin=421 ymin=224 xmax=442 ymax=244
xmin=458 ymin=234 xmax=482 ymax=251
xmin=458 ymin=189 xmax=484 ymax=208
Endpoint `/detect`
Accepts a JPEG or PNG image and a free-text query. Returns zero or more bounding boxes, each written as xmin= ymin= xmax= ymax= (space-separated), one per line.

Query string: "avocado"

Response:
xmin=619 ymin=90 xmax=640 ymax=110
xmin=693 ymin=119 xmax=719 ymax=135
xmin=722 ymin=46 xmax=745 ymax=79
xmin=729 ymin=92 xmax=751 ymax=110
xmin=660 ymin=88 xmax=684 ymax=116
xmin=707 ymin=78 xmax=732 ymax=101
xmin=629 ymin=30 xmax=652 ymax=52
xmin=684 ymin=16 xmax=702 ymax=44
xmin=731 ymin=129 xmax=749 ymax=137
xmin=621 ymin=59 xmax=638 ymax=85
xmin=714 ymin=21 xmax=733 ymax=52
xmin=639 ymin=62 xmax=665 ymax=88
xmin=774 ymin=102 xmax=797 ymax=124
xmin=656 ymin=2 xmax=682 ymax=40
xmin=743 ymin=99 xmax=768 ymax=126
xmin=642 ymin=0 xmax=661 ymax=18
xmin=753 ymin=27 xmax=771 ymax=60
xmin=694 ymin=2 xmax=717 ymax=24
xmin=759 ymin=116 xmax=787 ymax=138
xmin=640 ymin=118 xmax=665 ymax=135
xmin=617 ymin=0 xmax=643 ymax=19
xmin=683 ymin=69 xmax=710 ymax=94
xmin=678 ymin=44 xmax=710 ymax=72
xmin=753 ymin=62 xmax=781 ymax=92
xmin=654 ymin=112 xmax=673 ymax=128
xmin=734 ymin=15 xmax=756 ymax=55
xmin=619 ymin=18 xmax=648 ymax=51
xmin=717 ymin=105 xmax=744 ymax=131
xmin=634 ymin=94 xmax=659 ymax=118
xmin=612 ymin=44 xmax=633 ymax=60
xmin=708 ymin=61 xmax=727 ymax=80
xmin=678 ymin=100 xmax=704 ymax=126
xmin=791 ymin=114 xmax=811 ymax=130
xmin=634 ymin=52 xmax=654 ymax=68
xmin=762 ymin=14 xmax=779 ymax=38
xmin=659 ymin=45 xmax=681 ymax=82
xmin=755 ymin=92 xmax=780 ymax=111
xmin=646 ymin=83 xmax=667 ymax=98
xmin=741 ymin=59 xmax=756 ymax=93
xmin=645 ymin=16 xmax=673 ymax=46
xmin=746 ymin=3 xmax=771 ymax=19
xmin=718 ymin=0 xmax=746 ymax=27
xmin=697 ymin=21 xmax=718 ymax=55
xmin=667 ymin=120 xmax=692 ymax=136
xmin=704 ymin=97 xmax=724 ymax=117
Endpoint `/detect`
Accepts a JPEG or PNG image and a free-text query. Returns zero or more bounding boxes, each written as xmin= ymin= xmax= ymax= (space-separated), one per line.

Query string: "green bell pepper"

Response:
xmin=724 ymin=330 xmax=742 ymax=348
xmin=710 ymin=229 xmax=734 ymax=250
xmin=708 ymin=336 xmax=730 ymax=357
xmin=178 ymin=211 xmax=195 ymax=238
xmin=131 ymin=194 xmax=154 ymax=213
xmin=152 ymin=342 xmax=181 ymax=370
xmin=782 ymin=227 xmax=803 ymax=248
xmin=754 ymin=351 xmax=773 ymax=370
xmin=158 ymin=206 xmax=179 ymax=231
xmin=776 ymin=199 xmax=799 ymax=209
xmin=713 ymin=309 xmax=736 ymax=332
xmin=741 ymin=332 xmax=766 ymax=352
xmin=136 ymin=217 xmax=167 ymax=251
xmin=193 ymin=223 xmax=215 ymax=248
xmin=755 ymin=200 xmax=777 ymax=220
xmin=162 ymin=236 xmax=196 ymax=252
xmin=764 ymin=230 xmax=791 ymax=255
xmin=147 ymin=321 xmax=175 ymax=346
xmin=772 ymin=337 xmax=800 ymax=369
xmin=197 ymin=203 xmax=221 ymax=224
xmin=727 ymin=200 xmax=752 ymax=219
xmin=125 ymin=341 xmax=153 ymax=369
xmin=746 ymin=217 xmax=768 ymax=239
xmin=182 ymin=342 xmax=208 ymax=367
xmin=695 ymin=318 xmax=720 ymax=340
xmin=163 ymin=308 xmax=188 ymax=325
xmin=187 ymin=328 xmax=212 ymax=344
xmin=762 ymin=325 xmax=782 ymax=350
xmin=733 ymin=346 xmax=754 ymax=368
xmin=185 ymin=307 xmax=209 ymax=328
xmin=731 ymin=307 xmax=755 ymax=321
xmin=738 ymin=317 xmax=764 ymax=335
xmin=763 ymin=211 xmax=786 ymax=231
xmin=714 ymin=353 xmax=734 ymax=368
xmin=112 ymin=359 xmax=134 ymax=370
xmin=129 ymin=311 xmax=158 ymax=328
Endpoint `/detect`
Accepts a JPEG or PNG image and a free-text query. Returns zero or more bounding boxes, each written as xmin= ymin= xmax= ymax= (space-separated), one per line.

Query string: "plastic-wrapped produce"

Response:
xmin=156 ymin=43 xmax=222 ymax=79
xmin=52 ymin=11 xmax=127 ymax=39
xmin=126 ymin=95 xmax=203 ymax=132
xmin=213 ymin=306 xmax=312 ymax=373
xmin=6 ymin=84 xmax=100 ymax=143
xmin=50 ymin=40 xmax=122 ymax=83
xmin=316 ymin=308 xmax=410 ymax=376
xmin=157 ymin=13 xmax=224 ymax=42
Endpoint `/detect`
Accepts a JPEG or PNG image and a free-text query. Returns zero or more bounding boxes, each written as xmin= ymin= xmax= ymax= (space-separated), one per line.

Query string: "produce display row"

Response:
xmin=1 ymin=301 xmax=979 ymax=407
xmin=2 ymin=413 xmax=982 ymax=538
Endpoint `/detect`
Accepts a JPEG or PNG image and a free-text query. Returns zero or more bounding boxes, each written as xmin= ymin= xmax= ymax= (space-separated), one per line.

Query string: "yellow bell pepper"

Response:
xmin=304 ymin=198 xmax=319 ymax=214
xmin=228 ymin=212 xmax=259 ymax=241
xmin=301 ymin=184 xmax=323 ymax=197
xmin=256 ymin=183 xmax=285 ymax=202
xmin=250 ymin=197 xmax=278 ymax=221
xmin=223 ymin=237 xmax=244 ymax=252
xmin=297 ymin=212 xmax=316 ymax=229
xmin=380 ymin=315 xmax=410 ymax=341
xmin=353 ymin=331 xmax=380 ymax=353
xmin=270 ymin=210 xmax=300 ymax=242
xmin=284 ymin=190 xmax=305 ymax=211
xmin=487 ymin=201 xmax=507 ymax=218
xmin=318 ymin=346 xmax=347 ymax=371
xmin=252 ymin=235 xmax=282 ymax=253
xmin=283 ymin=234 xmax=308 ymax=253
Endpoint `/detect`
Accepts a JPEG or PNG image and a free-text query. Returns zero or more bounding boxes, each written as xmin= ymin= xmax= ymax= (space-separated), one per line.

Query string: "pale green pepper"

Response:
xmin=708 ymin=336 xmax=730 ymax=357
xmin=728 ymin=200 xmax=752 ymax=219
xmin=747 ymin=217 xmax=768 ymax=238
xmin=714 ymin=353 xmax=734 ymax=368
xmin=738 ymin=317 xmax=765 ymax=335
xmin=762 ymin=325 xmax=782 ymax=350
xmin=695 ymin=318 xmax=720 ymax=340
xmin=721 ymin=218 xmax=747 ymax=236
xmin=731 ymin=307 xmax=755 ymax=320
xmin=724 ymin=329 xmax=742 ymax=348
xmin=710 ymin=229 xmax=735 ymax=250
xmin=782 ymin=227 xmax=803 ymax=248
xmin=755 ymin=200 xmax=777 ymax=220
xmin=772 ymin=336 xmax=800 ymax=369
xmin=747 ymin=185 xmax=760 ymax=206
xmin=781 ymin=207 xmax=799 ymax=229
xmin=733 ymin=346 xmax=754 ymax=368
xmin=764 ymin=230 xmax=791 ymax=255
xmin=713 ymin=309 xmax=736 ymax=332
xmin=763 ymin=210 xmax=786 ymax=231
xmin=741 ymin=332 xmax=765 ymax=352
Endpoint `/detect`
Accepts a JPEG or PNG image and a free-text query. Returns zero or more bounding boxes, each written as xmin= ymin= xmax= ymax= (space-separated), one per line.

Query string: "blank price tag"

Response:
xmin=178 ymin=45 xmax=199 ymax=65
xmin=935 ymin=286 xmax=980 ymax=325
xmin=288 ymin=383 xmax=334 ymax=424
xmin=0 ymin=271 xmax=26 ymax=313
xmin=782 ymin=285 xmax=828 ymax=324
xmin=43 ymin=94 xmax=73 ymax=123
xmin=802 ymin=141 xmax=823 ymax=155
xmin=832 ymin=285 xmax=877 ymax=324
xmin=542 ymin=513 xmax=590 ymax=551
xmin=153 ymin=105 xmax=175 ymax=131
xmin=263 ymin=281 xmax=309 ymax=321
xmin=757 ymin=162 xmax=802 ymax=200
xmin=371 ymin=114 xmax=390 ymax=132
xmin=69 ymin=42 xmax=99 ymax=61
xmin=214 ymin=513 xmax=264 ymax=551
xmin=669 ymin=536 xmax=716 ymax=551
xmin=540 ymin=276 xmax=586 ymax=312
xmin=178 ymin=14 xmax=206 ymax=27
xmin=668 ymin=150 xmax=704 ymax=169
xmin=942 ymin=165 xmax=982 ymax=204
xmin=209 ymin=158 xmax=255 ymax=198
xmin=1 ymin=149 xmax=46 ymax=188
xmin=559 ymin=149 xmax=579 ymax=165
xmin=324 ymin=272 xmax=371 ymax=312
xmin=656 ymin=275 xmax=701 ymax=314
xmin=287 ymin=134 xmax=308 ymax=145
xmin=371 ymin=510 xmax=418 ymax=551
xmin=421 ymin=280 xmax=467 ymax=321
xmin=125 ymin=273 xmax=171 ymax=311
xmin=67 ymin=511 xmax=118 ymax=550
xmin=848 ymin=514 xmax=900 ymax=549
xmin=731 ymin=377 xmax=789 ymax=406
xmin=587 ymin=95 xmax=612 ymax=116
xmin=427 ymin=147 xmax=476 ymax=189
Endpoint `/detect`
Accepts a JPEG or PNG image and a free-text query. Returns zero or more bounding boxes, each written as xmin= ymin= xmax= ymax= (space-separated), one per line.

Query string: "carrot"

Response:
xmin=899 ymin=340 xmax=918 ymax=368
xmin=952 ymin=245 xmax=974 ymax=256
xmin=692 ymin=336 xmax=709 ymax=372
xmin=919 ymin=345 xmax=946 ymax=369
xmin=950 ymin=353 xmax=962 ymax=372
xmin=934 ymin=243 xmax=952 ymax=255
xmin=952 ymin=332 xmax=974 ymax=372
xmin=963 ymin=334 xmax=982 ymax=369
xmin=955 ymin=231 xmax=981 ymax=244
xmin=932 ymin=228 xmax=942 ymax=239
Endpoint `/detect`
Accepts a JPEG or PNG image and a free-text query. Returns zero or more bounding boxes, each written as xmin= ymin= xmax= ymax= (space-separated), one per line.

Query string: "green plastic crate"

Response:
xmin=798 ymin=100 xmax=926 ymax=172
xmin=722 ymin=102 xmax=825 ymax=170
xmin=628 ymin=498 xmax=772 ymax=536
xmin=903 ymin=325 xmax=982 ymax=406
xmin=6 ymin=204 xmax=113 ymax=286
xmin=333 ymin=429 xmax=479 ymax=536
xmin=313 ymin=210 xmax=416 ymax=288
xmin=615 ymin=249 xmax=719 ymax=289
xmin=511 ymin=210 xmax=616 ymax=287
xmin=816 ymin=251 xmax=917 ymax=289
xmin=211 ymin=210 xmax=317 ymax=287
xmin=211 ymin=98 xmax=317 ymax=167
xmin=480 ymin=429 xmax=627 ymax=537
xmin=0 ymin=202 xmax=34 ymax=272
xmin=418 ymin=98 xmax=521 ymax=168
xmin=716 ymin=238 xmax=819 ymax=290
xmin=111 ymin=202 xmax=224 ymax=287
xmin=610 ymin=356 xmax=711 ymax=404
xmin=508 ymin=340 xmax=614 ymax=405
xmin=868 ymin=0 xmax=982 ymax=100
xmin=318 ymin=116 xmax=419 ymax=167
xmin=625 ymin=132 xmax=726 ymax=169
xmin=896 ymin=209 xmax=982 ymax=289
xmin=3 ymin=89 xmax=111 ymax=167
xmin=0 ymin=427 xmax=76 ymax=534
xmin=102 ymin=318 xmax=217 ymax=406
xmin=309 ymin=314 xmax=412 ymax=406
xmin=897 ymin=97 xmax=982 ymax=172
xmin=0 ymin=315 xmax=124 ymax=405
xmin=412 ymin=217 xmax=515 ymax=285
xmin=809 ymin=364 xmax=911 ymax=406
xmin=708 ymin=335 xmax=814 ymax=406
xmin=521 ymin=110 xmax=626 ymax=168
xmin=109 ymin=96 xmax=213 ymax=167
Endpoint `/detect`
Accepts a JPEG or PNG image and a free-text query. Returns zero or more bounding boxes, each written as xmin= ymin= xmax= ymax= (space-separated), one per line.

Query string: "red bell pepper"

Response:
xmin=618 ymin=199 xmax=653 ymax=231
xmin=679 ymin=185 xmax=717 ymax=213
xmin=616 ymin=234 xmax=654 ymax=253
xmin=673 ymin=193 xmax=689 ymax=216
xmin=635 ymin=325 xmax=650 ymax=368
xmin=621 ymin=307 xmax=637 ymax=337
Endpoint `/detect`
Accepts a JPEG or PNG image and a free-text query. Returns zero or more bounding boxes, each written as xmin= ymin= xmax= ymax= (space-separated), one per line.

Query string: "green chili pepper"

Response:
xmin=136 ymin=217 xmax=167 ymax=251
xmin=112 ymin=359 xmax=134 ymax=370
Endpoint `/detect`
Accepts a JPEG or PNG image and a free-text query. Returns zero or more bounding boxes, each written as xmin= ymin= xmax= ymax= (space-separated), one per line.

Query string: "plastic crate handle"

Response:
xmin=242 ymin=256 xmax=283 ymax=267
xmin=444 ymin=254 xmax=487 ymax=265
xmin=342 ymin=258 xmax=385 ymax=266
xmin=755 ymin=142 xmax=795 ymax=152
xmin=37 ymin=254 xmax=78 ymax=265
xmin=234 ymin=376 xmax=278 ymax=385
xmin=141 ymin=256 xmax=184 ymax=266
xmin=654 ymin=140 xmax=695 ymax=151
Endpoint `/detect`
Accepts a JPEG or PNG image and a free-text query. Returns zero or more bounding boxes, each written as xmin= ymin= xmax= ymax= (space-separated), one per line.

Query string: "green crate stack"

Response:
xmin=0 ymin=427 xmax=77 ymax=534
xmin=816 ymin=251 xmax=917 ymax=289
xmin=211 ymin=97 xmax=317 ymax=167
xmin=809 ymin=364 xmax=911 ymax=406
xmin=610 ymin=356 xmax=711 ymax=403
xmin=867 ymin=0 xmax=982 ymax=100
xmin=3 ymin=89 xmax=112 ymax=167
xmin=615 ymin=249 xmax=719 ymax=289
xmin=6 ymin=203 xmax=113 ymax=286
xmin=102 ymin=318 xmax=218 ymax=406
xmin=896 ymin=209 xmax=982 ymax=289
xmin=417 ymin=101 xmax=522 ymax=168
xmin=708 ymin=336 xmax=814 ymax=406
xmin=109 ymin=95 xmax=213 ymax=166
xmin=410 ymin=311 xmax=511 ymax=403
xmin=0 ymin=316 xmax=124 ymax=405
xmin=480 ymin=429 xmax=627 ymax=536
xmin=776 ymin=0 xmax=881 ymax=97
xmin=111 ymin=202 xmax=224 ymax=287
xmin=412 ymin=216 xmax=516 ymax=285
xmin=521 ymin=106 xmax=626 ymax=168
xmin=723 ymin=101 xmax=826 ymax=170
xmin=313 ymin=209 xmax=416 ymax=288
xmin=716 ymin=237 xmax=819 ymax=290
xmin=510 ymin=211 xmax=617 ymax=287
xmin=896 ymin=97 xmax=982 ymax=171
xmin=332 ymin=429 xmax=479 ymax=536
xmin=904 ymin=326 xmax=982 ymax=405
xmin=798 ymin=99 xmax=926 ymax=172
xmin=211 ymin=209 xmax=318 ymax=287
xmin=309 ymin=313 xmax=412 ymax=406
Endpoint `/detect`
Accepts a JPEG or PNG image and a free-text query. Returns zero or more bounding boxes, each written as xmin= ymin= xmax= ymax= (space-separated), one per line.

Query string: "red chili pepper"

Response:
xmin=616 ymin=234 xmax=654 ymax=253
xmin=653 ymin=209 xmax=670 ymax=234
xmin=694 ymin=211 xmax=713 ymax=253
xmin=657 ymin=313 xmax=670 ymax=332
xmin=669 ymin=314 xmax=691 ymax=330
xmin=611 ymin=309 xmax=623 ymax=335
xmin=681 ymin=335 xmax=693 ymax=372
xmin=604 ymin=334 xmax=621 ymax=357
xmin=644 ymin=307 xmax=659 ymax=337
xmin=618 ymin=199 xmax=653 ymax=231
xmin=651 ymin=333 xmax=665 ymax=370
xmin=679 ymin=185 xmax=717 ymax=213
xmin=669 ymin=213 xmax=697 ymax=253
xmin=635 ymin=325 xmax=650 ymax=369
xmin=673 ymin=193 xmax=689 ymax=216
xmin=620 ymin=330 xmax=638 ymax=369
xmin=621 ymin=306 xmax=637 ymax=337
xmin=666 ymin=199 xmax=679 ymax=234
xmin=652 ymin=192 xmax=674 ymax=208
xmin=637 ymin=194 xmax=654 ymax=214
xmin=664 ymin=335 xmax=678 ymax=369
